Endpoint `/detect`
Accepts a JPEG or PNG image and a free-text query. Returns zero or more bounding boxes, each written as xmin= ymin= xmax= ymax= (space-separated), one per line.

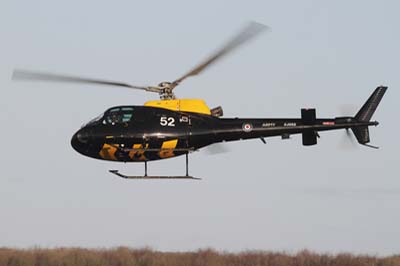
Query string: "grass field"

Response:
xmin=0 ymin=248 xmax=399 ymax=266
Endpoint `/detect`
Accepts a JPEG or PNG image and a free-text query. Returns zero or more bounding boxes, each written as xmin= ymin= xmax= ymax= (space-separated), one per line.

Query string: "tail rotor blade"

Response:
xmin=338 ymin=129 xmax=358 ymax=150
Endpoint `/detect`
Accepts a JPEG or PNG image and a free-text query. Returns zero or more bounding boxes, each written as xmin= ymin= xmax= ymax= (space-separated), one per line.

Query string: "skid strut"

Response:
xmin=186 ymin=152 xmax=189 ymax=176
xmin=109 ymin=152 xmax=200 ymax=180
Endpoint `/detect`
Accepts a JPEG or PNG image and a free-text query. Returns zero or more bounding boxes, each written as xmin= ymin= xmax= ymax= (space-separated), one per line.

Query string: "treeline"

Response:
xmin=0 ymin=247 xmax=399 ymax=266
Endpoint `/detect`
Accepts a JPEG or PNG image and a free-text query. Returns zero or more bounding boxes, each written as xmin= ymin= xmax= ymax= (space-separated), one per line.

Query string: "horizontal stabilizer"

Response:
xmin=301 ymin=108 xmax=318 ymax=146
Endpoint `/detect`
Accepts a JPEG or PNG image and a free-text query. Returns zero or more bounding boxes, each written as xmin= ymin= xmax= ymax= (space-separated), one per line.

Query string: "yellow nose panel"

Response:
xmin=159 ymin=139 xmax=178 ymax=158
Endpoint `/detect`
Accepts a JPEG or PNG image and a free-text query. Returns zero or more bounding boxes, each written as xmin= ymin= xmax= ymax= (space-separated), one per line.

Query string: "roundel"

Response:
xmin=242 ymin=122 xmax=253 ymax=132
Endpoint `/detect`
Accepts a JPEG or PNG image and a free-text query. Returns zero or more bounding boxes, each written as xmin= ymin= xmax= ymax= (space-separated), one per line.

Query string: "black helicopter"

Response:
xmin=13 ymin=22 xmax=387 ymax=179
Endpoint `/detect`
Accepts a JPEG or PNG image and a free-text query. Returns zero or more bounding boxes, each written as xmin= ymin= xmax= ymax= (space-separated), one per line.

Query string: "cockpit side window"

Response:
xmin=104 ymin=107 xmax=134 ymax=125
xmin=122 ymin=113 xmax=133 ymax=122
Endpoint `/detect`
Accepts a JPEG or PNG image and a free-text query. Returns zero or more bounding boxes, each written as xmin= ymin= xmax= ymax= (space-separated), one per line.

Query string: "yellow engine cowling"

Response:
xmin=144 ymin=99 xmax=211 ymax=115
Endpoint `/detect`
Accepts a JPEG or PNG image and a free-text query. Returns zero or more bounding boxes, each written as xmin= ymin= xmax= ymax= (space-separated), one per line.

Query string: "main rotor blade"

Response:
xmin=12 ymin=69 xmax=162 ymax=93
xmin=172 ymin=21 xmax=268 ymax=87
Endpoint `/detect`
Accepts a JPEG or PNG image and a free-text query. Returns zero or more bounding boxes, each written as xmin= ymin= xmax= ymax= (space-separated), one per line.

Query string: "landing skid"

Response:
xmin=109 ymin=153 xmax=200 ymax=180
xmin=109 ymin=170 xmax=200 ymax=180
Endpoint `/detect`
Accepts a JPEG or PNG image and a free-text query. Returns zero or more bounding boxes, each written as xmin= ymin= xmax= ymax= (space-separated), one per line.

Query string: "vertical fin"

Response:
xmin=355 ymin=86 xmax=387 ymax=122
xmin=351 ymin=86 xmax=387 ymax=146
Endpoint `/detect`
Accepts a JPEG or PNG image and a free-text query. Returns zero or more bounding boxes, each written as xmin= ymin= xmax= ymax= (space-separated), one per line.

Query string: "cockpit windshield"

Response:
xmin=104 ymin=107 xmax=134 ymax=125
xmin=88 ymin=113 xmax=104 ymax=124
xmin=81 ymin=112 xmax=104 ymax=128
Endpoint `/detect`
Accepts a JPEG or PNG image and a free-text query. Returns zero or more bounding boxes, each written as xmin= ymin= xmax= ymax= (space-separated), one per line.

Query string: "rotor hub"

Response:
xmin=158 ymin=82 xmax=176 ymax=99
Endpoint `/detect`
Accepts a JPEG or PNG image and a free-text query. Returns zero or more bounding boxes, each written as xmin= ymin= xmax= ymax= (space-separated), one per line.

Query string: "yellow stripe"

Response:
xmin=159 ymin=139 xmax=178 ymax=158
xmin=99 ymin=143 xmax=118 ymax=161
xmin=129 ymin=143 xmax=148 ymax=161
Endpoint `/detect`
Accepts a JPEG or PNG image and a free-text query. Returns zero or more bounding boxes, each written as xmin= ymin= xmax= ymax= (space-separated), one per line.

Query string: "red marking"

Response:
xmin=322 ymin=121 xmax=335 ymax=125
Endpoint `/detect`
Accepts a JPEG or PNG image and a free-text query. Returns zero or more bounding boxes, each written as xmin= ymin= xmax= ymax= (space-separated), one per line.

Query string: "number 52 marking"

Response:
xmin=160 ymin=117 xmax=175 ymax=127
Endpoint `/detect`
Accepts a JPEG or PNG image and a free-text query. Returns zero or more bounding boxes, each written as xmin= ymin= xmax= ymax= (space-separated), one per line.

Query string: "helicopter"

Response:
xmin=13 ymin=22 xmax=387 ymax=179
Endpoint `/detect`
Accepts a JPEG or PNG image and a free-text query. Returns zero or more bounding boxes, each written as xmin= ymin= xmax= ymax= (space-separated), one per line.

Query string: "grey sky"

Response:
xmin=0 ymin=0 xmax=399 ymax=255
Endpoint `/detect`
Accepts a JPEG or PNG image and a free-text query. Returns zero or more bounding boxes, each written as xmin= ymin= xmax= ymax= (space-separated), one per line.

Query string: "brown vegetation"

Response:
xmin=0 ymin=247 xmax=399 ymax=266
